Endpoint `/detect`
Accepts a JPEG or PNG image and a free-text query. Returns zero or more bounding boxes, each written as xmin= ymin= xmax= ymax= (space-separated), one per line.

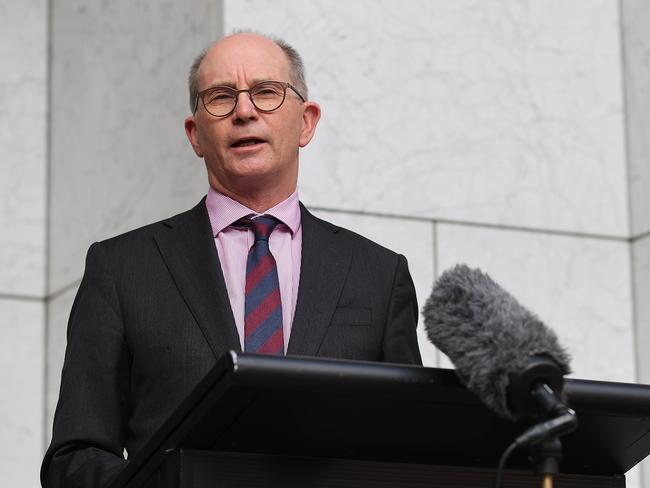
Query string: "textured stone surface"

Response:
xmin=226 ymin=0 xmax=628 ymax=237
xmin=48 ymin=0 xmax=222 ymax=294
xmin=45 ymin=286 xmax=77 ymax=445
xmin=0 ymin=298 xmax=44 ymax=488
xmin=633 ymin=235 xmax=650 ymax=385
xmin=436 ymin=223 xmax=634 ymax=382
xmin=0 ymin=0 xmax=47 ymax=296
xmin=632 ymin=234 xmax=649 ymax=488
xmin=621 ymin=0 xmax=650 ymax=237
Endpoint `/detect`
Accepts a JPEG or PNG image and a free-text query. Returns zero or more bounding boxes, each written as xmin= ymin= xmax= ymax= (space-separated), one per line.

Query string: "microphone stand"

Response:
xmin=514 ymin=384 xmax=577 ymax=488
xmin=495 ymin=410 xmax=576 ymax=488
xmin=529 ymin=437 xmax=563 ymax=488
xmin=503 ymin=359 xmax=579 ymax=488
xmin=496 ymin=379 xmax=578 ymax=488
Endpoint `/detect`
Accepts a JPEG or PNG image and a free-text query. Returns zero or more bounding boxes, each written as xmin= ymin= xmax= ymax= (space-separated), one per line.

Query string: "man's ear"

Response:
xmin=299 ymin=101 xmax=321 ymax=147
xmin=184 ymin=116 xmax=204 ymax=157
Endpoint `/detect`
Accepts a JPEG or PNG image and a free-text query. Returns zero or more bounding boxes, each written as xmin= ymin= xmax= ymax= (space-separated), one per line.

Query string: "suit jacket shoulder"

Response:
xmin=290 ymin=204 xmax=422 ymax=364
xmin=300 ymin=204 xmax=403 ymax=258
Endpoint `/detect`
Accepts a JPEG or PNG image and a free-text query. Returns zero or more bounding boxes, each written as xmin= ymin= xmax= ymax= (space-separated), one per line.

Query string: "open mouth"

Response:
xmin=231 ymin=137 xmax=265 ymax=148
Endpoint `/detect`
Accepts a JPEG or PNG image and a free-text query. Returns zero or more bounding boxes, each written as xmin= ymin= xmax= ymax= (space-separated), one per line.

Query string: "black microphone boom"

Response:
xmin=423 ymin=264 xmax=571 ymax=420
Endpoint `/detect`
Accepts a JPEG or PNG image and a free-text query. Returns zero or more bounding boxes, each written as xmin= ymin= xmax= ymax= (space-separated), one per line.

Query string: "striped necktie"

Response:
xmin=242 ymin=215 xmax=284 ymax=355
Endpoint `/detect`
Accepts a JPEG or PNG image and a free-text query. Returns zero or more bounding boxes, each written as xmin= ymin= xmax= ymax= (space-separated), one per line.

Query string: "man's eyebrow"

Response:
xmin=248 ymin=78 xmax=272 ymax=86
xmin=200 ymin=81 xmax=234 ymax=90
xmin=207 ymin=78 xmax=274 ymax=89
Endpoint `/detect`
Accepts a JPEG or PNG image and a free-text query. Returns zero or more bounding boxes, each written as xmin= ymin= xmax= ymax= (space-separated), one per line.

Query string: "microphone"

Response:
xmin=423 ymin=264 xmax=572 ymax=421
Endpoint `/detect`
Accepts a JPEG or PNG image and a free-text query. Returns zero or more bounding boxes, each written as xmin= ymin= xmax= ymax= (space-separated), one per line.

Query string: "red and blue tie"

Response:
xmin=242 ymin=215 xmax=284 ymax=355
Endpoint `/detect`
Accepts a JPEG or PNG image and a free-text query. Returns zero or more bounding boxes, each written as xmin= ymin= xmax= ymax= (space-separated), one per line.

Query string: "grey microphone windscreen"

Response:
xmin=423 ymin=264 xmax=571 ymax=419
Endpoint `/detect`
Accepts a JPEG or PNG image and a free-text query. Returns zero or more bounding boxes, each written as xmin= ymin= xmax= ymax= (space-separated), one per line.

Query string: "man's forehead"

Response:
xmin=199 ymin=33 xmax=290 ymax=87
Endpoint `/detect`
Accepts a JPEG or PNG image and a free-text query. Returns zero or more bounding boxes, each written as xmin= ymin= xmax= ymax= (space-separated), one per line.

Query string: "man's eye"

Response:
xmin=254 ymin=86 xmax=281 ymax=97
xmin=208 ymin=91 xmax=234 ymax=103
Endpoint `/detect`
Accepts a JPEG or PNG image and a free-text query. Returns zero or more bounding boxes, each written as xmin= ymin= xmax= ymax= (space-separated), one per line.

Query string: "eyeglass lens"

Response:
xmin=202 ymin=82 xmax=288 ymax=117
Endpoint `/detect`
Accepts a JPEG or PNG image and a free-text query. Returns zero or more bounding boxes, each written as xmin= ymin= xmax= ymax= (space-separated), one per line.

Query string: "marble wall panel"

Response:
xmin=226 ymin=0 xmax=628 ymax=237
xmin=312 ymin=210 xmax=437 ymax=365
xmin=436 ymin=223 xmax=634 ymax=383
xmin=0 ymin=0 xmax=47 ymax=296
xmin=48 ymin=0 xmax=223 ymax=294
xmin=633 ymin=235 xmax=650 ymax=385
xmin=621 ymin=0 xmax=650 ymax=237
xmin=45 ymin=286 xmax=77 ymax=444
xmin=0 ymin=298 xmax=44 ymax=487
xmin=627 ymin=466 xmax=643 ymax=488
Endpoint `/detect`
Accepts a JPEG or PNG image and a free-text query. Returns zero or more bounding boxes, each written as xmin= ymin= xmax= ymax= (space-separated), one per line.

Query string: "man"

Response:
xmin=42 ymin=32 xmax=421 ymax=487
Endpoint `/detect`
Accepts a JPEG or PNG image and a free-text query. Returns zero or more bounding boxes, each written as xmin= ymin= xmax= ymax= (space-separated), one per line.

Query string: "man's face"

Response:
xmin=185 ymin=34 xmax=320 ymax=204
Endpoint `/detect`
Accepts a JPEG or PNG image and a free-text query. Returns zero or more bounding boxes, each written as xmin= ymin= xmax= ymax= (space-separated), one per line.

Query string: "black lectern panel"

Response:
xmin=147 ymin=450 xmax=625 ymax=488
xmin=110 ymin=352 xmax=650 ymax=488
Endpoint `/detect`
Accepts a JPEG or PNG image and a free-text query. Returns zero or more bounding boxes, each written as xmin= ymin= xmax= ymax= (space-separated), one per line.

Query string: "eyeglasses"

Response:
xmin=194 ymin=80 xmax=306 ymax=117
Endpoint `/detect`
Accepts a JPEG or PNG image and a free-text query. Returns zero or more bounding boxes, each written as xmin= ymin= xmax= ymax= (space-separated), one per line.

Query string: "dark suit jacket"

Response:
xmin=41 ymin=200 xmax=421 ymax=487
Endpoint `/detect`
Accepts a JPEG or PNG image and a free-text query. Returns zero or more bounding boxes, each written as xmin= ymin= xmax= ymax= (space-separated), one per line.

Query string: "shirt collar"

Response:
xmin=205 ymin=187 xmax=301 ymax=237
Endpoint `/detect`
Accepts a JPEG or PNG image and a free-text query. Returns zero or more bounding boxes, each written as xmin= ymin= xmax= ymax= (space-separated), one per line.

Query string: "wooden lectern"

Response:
xmin=109 ymin=352 xmax=650 ymax=488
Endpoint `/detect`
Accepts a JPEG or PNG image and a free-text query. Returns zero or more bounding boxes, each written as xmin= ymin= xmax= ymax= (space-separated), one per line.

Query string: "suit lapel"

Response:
xmin=153 ymin=199 xmax=241 ymax=358
xmin=287 ymin=205 xmax=353 ymax=356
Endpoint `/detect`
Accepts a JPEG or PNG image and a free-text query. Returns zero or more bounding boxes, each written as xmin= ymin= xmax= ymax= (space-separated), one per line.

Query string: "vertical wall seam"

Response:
xmin=628 ymin=241 xmax=644 ymax=488
xmin=617 ymin=0 xmax=634 ymax=241
xmin=617 ymin=0 xmax=644 ymax=414
xmin=43 ymin=0 xmax=53 ymax=455
xmin=629 ymin=244 xmax=640 ymax=383
xmin=617 ymin=5 xmax=644 ymax=481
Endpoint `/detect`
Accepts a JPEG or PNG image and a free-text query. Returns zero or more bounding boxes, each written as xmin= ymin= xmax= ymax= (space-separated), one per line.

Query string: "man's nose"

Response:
xmin=233 ymin=91 xmax=258 ymax=121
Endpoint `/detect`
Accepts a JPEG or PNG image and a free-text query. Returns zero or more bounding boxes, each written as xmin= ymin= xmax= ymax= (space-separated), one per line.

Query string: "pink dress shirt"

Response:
xmin=205 ymin=188 xmax=302 ymax=352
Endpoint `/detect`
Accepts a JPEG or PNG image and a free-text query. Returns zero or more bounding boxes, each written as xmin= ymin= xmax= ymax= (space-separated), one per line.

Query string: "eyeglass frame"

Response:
xmin=193 ymin=80 xmax=306 ymax=117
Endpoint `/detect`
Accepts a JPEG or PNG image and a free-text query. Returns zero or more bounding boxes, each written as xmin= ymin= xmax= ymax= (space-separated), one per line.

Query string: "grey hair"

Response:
xmin=188 ymin=31 xmax=309 ymax=113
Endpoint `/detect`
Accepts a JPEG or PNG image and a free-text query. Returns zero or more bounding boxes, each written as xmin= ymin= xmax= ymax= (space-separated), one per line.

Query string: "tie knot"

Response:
xmin=249 ymin=215 xmax=280 ymax=241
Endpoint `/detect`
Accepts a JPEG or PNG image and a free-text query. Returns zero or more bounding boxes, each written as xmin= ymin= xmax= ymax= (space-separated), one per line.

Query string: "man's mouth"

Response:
xmin=231 ymin=137 xmax=265 ymax=148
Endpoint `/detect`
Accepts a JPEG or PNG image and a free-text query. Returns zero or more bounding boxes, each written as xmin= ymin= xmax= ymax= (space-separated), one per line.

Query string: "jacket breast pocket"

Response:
xmin=329 ymin=307 xmax=372 ymax=326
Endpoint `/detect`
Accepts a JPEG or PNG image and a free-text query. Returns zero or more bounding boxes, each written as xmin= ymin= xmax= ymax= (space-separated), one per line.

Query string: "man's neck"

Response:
xmin=210 ymin=183 xmax=296 ymax=213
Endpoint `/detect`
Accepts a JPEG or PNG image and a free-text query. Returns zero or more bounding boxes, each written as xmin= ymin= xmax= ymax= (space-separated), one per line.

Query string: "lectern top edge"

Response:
xmin=109 ymin=352 xmax=650 ymax=488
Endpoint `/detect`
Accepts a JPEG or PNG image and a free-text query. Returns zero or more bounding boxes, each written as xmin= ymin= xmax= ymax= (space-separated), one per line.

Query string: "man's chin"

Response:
xmin=206 ymin=155 xmax=297 ymax=197
xmin=231 ymin=160 xmax=277 ymax=180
